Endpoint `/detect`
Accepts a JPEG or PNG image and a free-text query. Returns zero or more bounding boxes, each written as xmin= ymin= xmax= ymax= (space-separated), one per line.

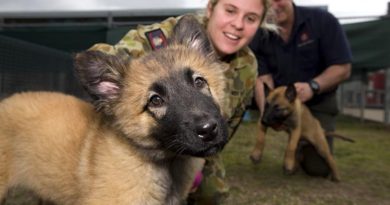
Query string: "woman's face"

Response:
xmin=207 ymin=0 xmax=264 ymax=57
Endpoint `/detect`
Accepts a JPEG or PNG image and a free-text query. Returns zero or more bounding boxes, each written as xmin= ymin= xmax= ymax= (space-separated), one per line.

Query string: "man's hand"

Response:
xmin=294 ymin=82 xmax=313 ymax=103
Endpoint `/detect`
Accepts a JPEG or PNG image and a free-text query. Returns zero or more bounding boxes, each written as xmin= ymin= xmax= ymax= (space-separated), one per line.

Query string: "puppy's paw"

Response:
xmin=330 ymin=175 xmax=340 ymax=183
xmin=283 ymin=166 xmax=296 ymax=175
xmin=249 ymin=155 xmax=262 ymax=165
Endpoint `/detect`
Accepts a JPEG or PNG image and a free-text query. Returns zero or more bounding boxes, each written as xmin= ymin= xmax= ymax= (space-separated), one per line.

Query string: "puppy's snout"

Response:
xmin=196 ymin=119 xmax=218 ymax=142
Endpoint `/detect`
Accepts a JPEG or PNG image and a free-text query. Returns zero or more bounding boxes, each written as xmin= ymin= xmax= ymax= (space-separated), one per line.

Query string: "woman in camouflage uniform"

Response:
xmin=90 ymin=0 xmax=271 ymax=204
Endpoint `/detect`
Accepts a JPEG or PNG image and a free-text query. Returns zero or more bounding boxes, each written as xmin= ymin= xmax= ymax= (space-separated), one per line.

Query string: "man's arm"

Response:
xmin=294 ymin=63 xmax=351 ymax=103
xmin=294 ymin=8 xmax=353 ymax=103
xmin=314 ymin=63 xmax=351 ymax=92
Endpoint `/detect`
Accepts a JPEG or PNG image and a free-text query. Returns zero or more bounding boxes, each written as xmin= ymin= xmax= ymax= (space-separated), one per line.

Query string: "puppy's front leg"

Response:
xmin=250 ymin=123 xmax=267 ymax=164
xmin=283 ymin=128 xmax=301 ymax=174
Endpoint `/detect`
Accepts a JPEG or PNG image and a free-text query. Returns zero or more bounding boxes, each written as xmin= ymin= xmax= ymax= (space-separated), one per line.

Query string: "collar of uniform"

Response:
xmin=291 ymin=4 xmax=310 ymax=40
xmin=223 ymin=47 xmax=252 ymax=70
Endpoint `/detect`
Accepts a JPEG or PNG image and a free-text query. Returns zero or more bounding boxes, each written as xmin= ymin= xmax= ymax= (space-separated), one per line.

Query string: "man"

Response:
xmin=249 ymin=0 xmax=352 ymax=176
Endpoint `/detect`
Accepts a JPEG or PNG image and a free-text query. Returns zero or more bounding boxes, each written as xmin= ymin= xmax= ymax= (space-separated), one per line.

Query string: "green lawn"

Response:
xmin=3 ymin=114 xmax=390 ymax=205
xmin=222 ymin=113 xmax=390 ymax=205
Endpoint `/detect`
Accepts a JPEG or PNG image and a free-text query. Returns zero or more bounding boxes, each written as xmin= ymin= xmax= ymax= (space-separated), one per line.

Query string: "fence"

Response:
xmin=340 ymin=70 xmax=390 ymax=124
xmin=0 ymin=35 xmax=87 ymax=99
xmin=1 ymin=34 xmax=389 ymax=125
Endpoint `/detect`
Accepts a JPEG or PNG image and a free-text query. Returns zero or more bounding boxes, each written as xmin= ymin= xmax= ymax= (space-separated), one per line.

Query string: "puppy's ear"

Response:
xmin=263 ymin=82 xmax=271 ymax=97
xmin=74 ymin=50 xmax=128 ymax=114
xmin=170 ymin=15 xmax=216 ymax=59
xmin=285 ymin=84 xmax=297 ymax=103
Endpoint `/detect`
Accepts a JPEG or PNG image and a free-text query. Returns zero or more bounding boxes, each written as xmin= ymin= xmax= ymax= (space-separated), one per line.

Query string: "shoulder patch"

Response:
xmin=145 ymin=28 xmax=168 ymax=50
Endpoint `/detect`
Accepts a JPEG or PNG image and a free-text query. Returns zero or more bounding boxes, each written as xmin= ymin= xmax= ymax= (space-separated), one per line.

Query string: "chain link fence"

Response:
xmin=0 ymin=35 xmax=87 ymax=99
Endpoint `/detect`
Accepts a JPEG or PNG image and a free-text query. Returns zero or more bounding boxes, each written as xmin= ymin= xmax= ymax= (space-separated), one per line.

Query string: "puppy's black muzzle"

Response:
xmin=261 ymin=103 xmax=290 ymax=129
xmin=195 ymin=118 xmax=218 ymax=142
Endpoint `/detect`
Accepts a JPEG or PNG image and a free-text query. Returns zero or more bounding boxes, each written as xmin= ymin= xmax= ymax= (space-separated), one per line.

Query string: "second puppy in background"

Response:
xmin=250 ymin=84 xmax=354 ymax=182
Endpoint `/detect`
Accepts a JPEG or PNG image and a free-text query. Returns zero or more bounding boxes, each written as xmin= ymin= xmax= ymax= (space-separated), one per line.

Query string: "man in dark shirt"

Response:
xmin=250 ymin=0 xmax=352 ymax=176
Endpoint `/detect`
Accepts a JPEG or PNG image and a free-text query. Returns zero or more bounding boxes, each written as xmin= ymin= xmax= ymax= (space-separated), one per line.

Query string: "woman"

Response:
xmin=90 ymin=0 xmax=271 ymax=204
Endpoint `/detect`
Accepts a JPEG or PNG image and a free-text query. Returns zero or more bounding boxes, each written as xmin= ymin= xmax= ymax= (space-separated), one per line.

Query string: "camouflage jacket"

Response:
xmin=90 ymin=15 xmax=258 ymax=139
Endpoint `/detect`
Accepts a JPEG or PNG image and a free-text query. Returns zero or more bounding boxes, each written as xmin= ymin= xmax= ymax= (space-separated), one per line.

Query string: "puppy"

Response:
xmin=250 ymin=84 xmax=354 ymax=182
xmin=0 ymin=15 xmax=228 ymax=205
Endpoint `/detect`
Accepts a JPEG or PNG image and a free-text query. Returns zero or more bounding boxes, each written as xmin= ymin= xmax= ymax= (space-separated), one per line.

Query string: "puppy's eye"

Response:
xmin=276 ymin=107 xmax=287 ymax=113
xmin=194 ymin=77 xmax=207 ymax=89
xmin=149 ymin=95 xmax=164 ymax=107
xmin=274 ymin=106 xmax=284 ymax=112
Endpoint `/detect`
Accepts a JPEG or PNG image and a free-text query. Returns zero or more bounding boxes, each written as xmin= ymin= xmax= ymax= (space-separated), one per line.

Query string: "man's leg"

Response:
xmin=297 ymin=112 xmax=336 ymax=177
xmin=312 ymin=111 xmax=336 ymax=152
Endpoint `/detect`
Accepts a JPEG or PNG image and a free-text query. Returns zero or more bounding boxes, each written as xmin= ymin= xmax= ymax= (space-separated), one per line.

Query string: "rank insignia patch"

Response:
xmin=145 ymin=28 xmax=168 ymax=50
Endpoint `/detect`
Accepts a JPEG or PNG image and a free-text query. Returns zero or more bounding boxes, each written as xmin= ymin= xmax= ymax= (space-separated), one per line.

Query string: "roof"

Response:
xmin=344 ymin=17 xmax=390 ymax=74
xmin=0 ymin=0 xmax=206 ymax=18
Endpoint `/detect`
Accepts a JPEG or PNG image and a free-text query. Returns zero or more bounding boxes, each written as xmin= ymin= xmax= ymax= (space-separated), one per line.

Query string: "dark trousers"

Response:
xmin=297 ymin=111 xmax=336 ymax=177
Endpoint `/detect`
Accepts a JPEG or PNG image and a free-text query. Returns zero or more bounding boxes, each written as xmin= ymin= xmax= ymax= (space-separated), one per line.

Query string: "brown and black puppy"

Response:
xmin=0 ymin=15 xmax=228 ymax=205
xmin=250 ymin=84 xmax=353 ymax=182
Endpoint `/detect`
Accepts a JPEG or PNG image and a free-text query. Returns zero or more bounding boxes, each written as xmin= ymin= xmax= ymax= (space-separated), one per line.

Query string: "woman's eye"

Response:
xmin=194 ymin=77 xmax=207 ymax=89
xmin=149 ymin=95 xmax=164 ymax=107
xmin=226 ymin=9 xmax=234 ymax=14
xmin=225 ymin=7 xmax=236 ymax=15
xmin=246 ymin=16 xmax=256 ymax=23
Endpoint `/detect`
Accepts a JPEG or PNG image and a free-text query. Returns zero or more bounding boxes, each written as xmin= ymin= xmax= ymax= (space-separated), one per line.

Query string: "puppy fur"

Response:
xmin=0 ymin=15 xmax=228 ymax=205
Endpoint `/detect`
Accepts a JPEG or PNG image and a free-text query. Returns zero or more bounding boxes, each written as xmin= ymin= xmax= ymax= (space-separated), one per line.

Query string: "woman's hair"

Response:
xmin=206 ymin=0 xmax=276 ymax=30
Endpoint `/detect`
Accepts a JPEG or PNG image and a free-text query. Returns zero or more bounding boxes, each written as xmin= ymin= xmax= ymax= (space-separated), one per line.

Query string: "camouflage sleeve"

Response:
xmin=225 ymin=48 xmax=258 ymax=139
xmin=242 ymin=50 xmax=258 ymax=108
xmin=89 ymin=17 xmax=178 ymax=58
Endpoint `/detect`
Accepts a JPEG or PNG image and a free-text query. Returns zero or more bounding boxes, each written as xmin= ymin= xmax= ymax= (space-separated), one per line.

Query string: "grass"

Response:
xmin=3 ymin=114 xmax=390 ymax=205
xmin=221 ymin=113 xmax=390 ymax=205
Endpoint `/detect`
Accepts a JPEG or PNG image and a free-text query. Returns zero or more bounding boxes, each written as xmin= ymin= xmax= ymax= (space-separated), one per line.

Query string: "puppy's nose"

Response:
xmin=196 ymin=119 xmax=218 ymax=142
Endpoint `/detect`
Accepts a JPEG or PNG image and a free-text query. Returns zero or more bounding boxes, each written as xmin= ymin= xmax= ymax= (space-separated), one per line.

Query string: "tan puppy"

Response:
xmin=0 ymin=15 xmax=228 ymax=205
xmin=250 ymin=84 xmax=353 ymax=182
